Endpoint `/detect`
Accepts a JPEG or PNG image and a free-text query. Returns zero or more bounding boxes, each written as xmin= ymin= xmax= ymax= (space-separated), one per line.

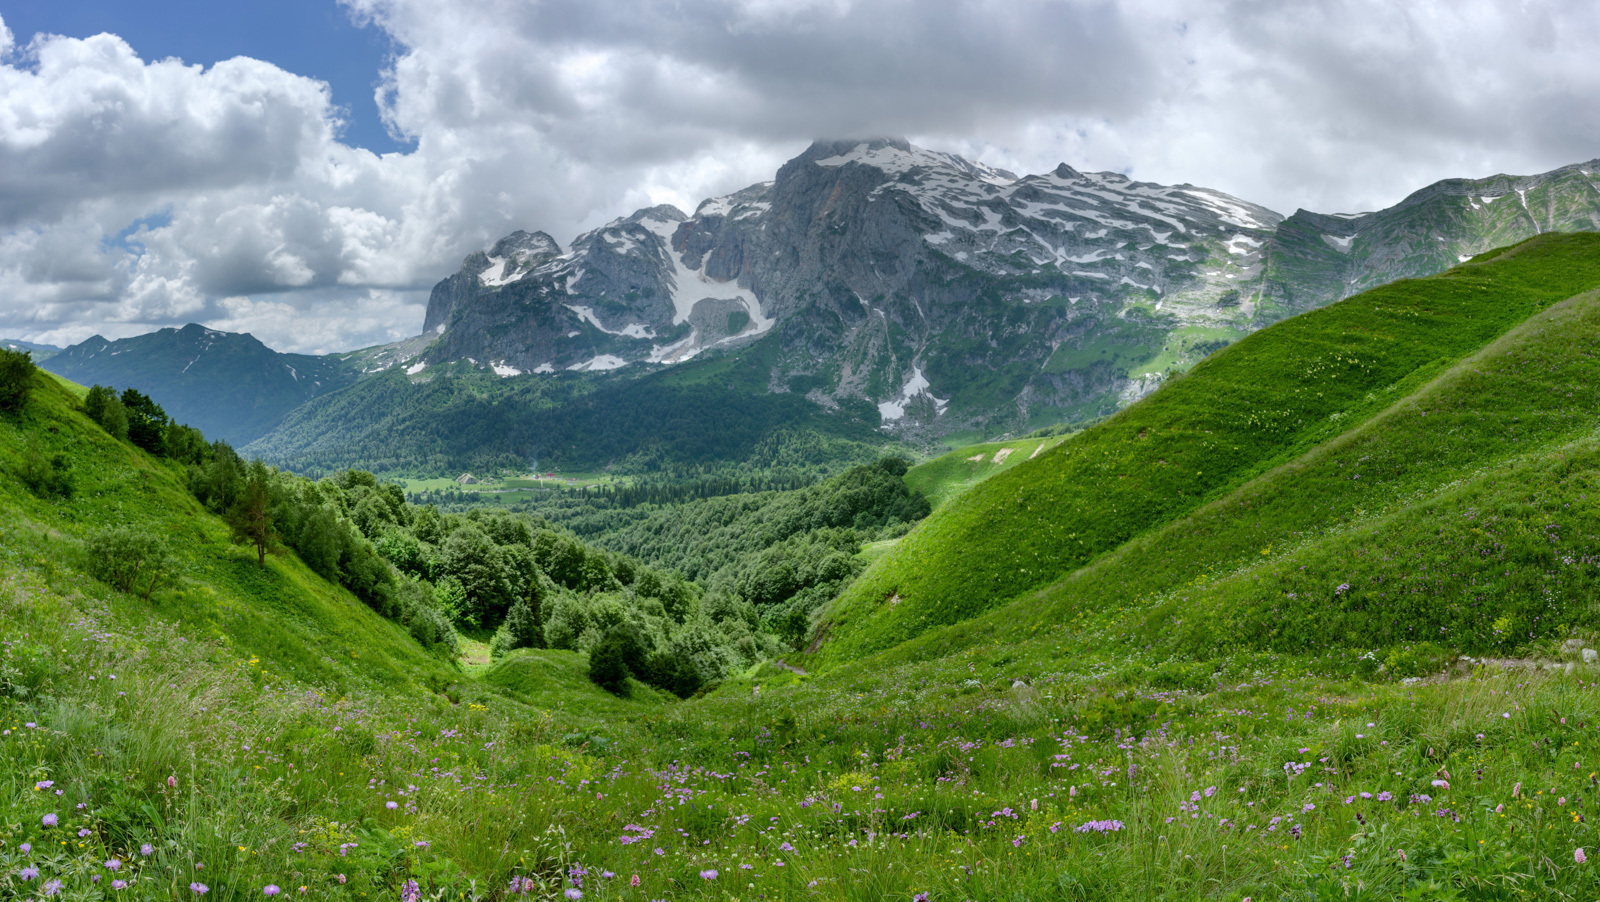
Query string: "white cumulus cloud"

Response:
xmin=1 ymin=0 xmax=1599 ymax=352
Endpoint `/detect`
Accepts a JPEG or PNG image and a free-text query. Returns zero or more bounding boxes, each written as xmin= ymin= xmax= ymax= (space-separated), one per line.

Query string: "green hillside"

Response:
xmin=0 ymin=371 xmax=452 ymax=692
xmin=816 ymin=233 xmax=1600 ymax=665
xmin=243 ymin=348 xmax=897 ymax=479
xmin=905 ymin=435 xmax=1072 ymax=509
xmin=14 ymin=253 xmax=1600 ymax=898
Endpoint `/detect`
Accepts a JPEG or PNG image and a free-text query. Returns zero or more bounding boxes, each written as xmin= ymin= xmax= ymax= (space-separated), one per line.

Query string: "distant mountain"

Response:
xmin=55 ymin=145 xmax=1600 ymax=476
xmin=416 ymin=139 xmax=1289 ymax=433
xmin=0 ymin=338 xmax=62 ymax=363
xmin=42 ymin=324 xmax=361 ymax=446
xmin=1263 ymin=159 xmax=1600 ymax=311
xmin=411 ymin=140 xmax=1600 ymax=438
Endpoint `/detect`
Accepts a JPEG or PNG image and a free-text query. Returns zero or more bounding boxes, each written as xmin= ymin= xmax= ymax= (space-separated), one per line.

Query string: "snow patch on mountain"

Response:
xmin=877 ymin=367 xmax=947 ymax=423
xmin=567 ymin=305 xmax=655 ymax=339
xmin=1179 ymin=188 xmax=1275 ymax=229
xmin=567 ymin=355 xmax=628 ymax=372
xmin=636 ymin=212 xmax=772 ymax=333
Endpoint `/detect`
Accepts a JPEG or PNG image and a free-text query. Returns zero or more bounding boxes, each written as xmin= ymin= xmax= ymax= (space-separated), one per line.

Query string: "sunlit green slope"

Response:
xmin=903 ymin=435 xmax=1070 ymax=510
xmin=815 ymin=233 xmax=1600 ymax=666
xmin=0 ymin=372 xmax=452 ymax=693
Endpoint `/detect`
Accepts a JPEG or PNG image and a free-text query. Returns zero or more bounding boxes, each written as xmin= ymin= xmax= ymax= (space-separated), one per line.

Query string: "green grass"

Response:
xmin=903 ymin=436 xmax=1070 ymax=509
xmin=1 ymin=374 xmax=453 ymax=693
xmin=480 ymin=648 xmax=672 ymax=719
xmin=14 ymin=292 xmax=1600 ymax=898
xmin=816 ymin=233 xmax=1600 ymax=666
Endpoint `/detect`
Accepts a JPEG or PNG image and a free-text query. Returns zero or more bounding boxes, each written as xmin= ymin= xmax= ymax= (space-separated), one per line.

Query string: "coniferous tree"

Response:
xmin=503 ymin=592 xmax=545 ymax=650
xmin=228 ymin=460 xmax=278 ymax=566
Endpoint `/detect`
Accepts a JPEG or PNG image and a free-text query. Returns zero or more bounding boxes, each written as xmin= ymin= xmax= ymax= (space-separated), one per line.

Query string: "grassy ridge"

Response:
xmin=815 ymin=233 xmax=1600 ymax=666
xmin=833 ymin=277 xmax=1600 ymax=677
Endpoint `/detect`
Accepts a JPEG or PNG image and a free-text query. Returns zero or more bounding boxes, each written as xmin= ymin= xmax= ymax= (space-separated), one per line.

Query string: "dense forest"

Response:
xmin=499 ymin=459 xmax=932 ymax=645
xmin=243 ymin=364 xmax=903 ymax=479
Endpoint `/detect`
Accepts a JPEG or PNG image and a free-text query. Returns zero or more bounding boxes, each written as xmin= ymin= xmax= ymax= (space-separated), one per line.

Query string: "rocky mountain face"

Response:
xmin=1263 ymin=160 xmax=1600 ymax=313
xmin=417 ymin=140 xmax=1600 ymax=437
xmin=42 ymin=324 xmax=360 ymax=446
xmin=59 ymin=145 xmax=1600 ymax=455
xmin=417 ymin=138 xmax=1307 ymax=434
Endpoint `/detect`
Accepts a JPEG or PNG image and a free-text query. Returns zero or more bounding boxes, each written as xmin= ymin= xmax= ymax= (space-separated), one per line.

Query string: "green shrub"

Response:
xmin=1384 ymin=642 xmax=1450 ymax=679
xmin=17 ymin=434 xmax=73 ymax=500
xmin=587 ymin=632 xmax=632 ymax=694
xmin=84 ymin=526 xmax=179 ymax=600
xmin=0 ymin=347 xmax=33 ymax=412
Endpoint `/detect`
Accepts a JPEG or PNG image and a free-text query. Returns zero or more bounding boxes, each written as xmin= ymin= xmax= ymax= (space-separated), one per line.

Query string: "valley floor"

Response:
xmin=7 ymin=551 xmax=1600 ymax=901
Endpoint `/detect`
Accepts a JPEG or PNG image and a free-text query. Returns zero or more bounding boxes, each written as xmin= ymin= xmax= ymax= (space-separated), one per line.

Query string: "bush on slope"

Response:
xmin=817 ymin=234 xmax=1600 ymax=665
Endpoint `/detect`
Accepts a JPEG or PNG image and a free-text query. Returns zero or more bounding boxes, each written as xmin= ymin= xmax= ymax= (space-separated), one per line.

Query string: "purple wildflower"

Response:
xmin=264 ymin=885 xmax=281 ymax=896
xmin=44 ymin=880 xmax=63 ymax=897
xmin=42 ymin=814 xmax=58 ymax=827
xmin=191 ymin=883 xmax=209 ymax=895
xmin=1075 ymin=819 xmax=1126 ymax=833
xmin=700 ymin=869 xmax=719 ymax=880
xmin=400 ymin=879 xmax=420 ymax=902
xmin=19 ymin=866 xmax=40 ymax=881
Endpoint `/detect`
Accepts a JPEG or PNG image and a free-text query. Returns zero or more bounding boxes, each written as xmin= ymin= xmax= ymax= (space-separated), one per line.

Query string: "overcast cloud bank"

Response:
xmin=1 ymin=0 xmax=1597 ymax=353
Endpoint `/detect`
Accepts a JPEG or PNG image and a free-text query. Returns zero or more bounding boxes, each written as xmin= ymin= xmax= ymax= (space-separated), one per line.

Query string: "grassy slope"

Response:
xmin=0 ymin=373 xmax=452 ymax=693
xmin=837 ymin=273 xmax=1600 ymax=677
xmin=816 ymin=233 xmax=1600 ymax=666
xmin=903 ymin=435 xmax=1070 ymax=510
xmin=15 ymin=277 xmax=1600 ymax=897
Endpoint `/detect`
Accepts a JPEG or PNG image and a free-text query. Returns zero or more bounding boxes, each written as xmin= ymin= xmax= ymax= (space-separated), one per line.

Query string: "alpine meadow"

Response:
xmin=6 ymin=226 xmax=1600 ymax=899
xmin=8 ymin=4 xmax=1600 ymax=898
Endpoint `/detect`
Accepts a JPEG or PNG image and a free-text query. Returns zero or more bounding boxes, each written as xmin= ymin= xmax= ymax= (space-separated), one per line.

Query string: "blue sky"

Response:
xmin=2 ymin=0 xmax=405 ymax=153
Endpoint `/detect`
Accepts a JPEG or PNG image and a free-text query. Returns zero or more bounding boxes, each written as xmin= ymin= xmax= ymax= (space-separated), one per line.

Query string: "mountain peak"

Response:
xmin=624 ymin=204 xmax=688 ymax=226
xmin=801 ymin=138 xmax=1018 ymax=184
xmin=489 ymin=230 xmax=561 ymax=260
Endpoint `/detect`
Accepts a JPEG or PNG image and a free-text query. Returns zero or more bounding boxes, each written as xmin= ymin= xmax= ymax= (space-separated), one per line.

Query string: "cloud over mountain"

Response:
xmin=0 ymin=1 xmax=1597 ymax=353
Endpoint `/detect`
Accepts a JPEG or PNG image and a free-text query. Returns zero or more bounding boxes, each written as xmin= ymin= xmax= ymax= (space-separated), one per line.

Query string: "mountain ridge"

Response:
xmin=40 ymin=323 xmax=362 ymax=446
xmin=31 ymin=145 xmax=1600 ymax=472
xmin=406 ymin=141 xmax=1600 ymax=441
